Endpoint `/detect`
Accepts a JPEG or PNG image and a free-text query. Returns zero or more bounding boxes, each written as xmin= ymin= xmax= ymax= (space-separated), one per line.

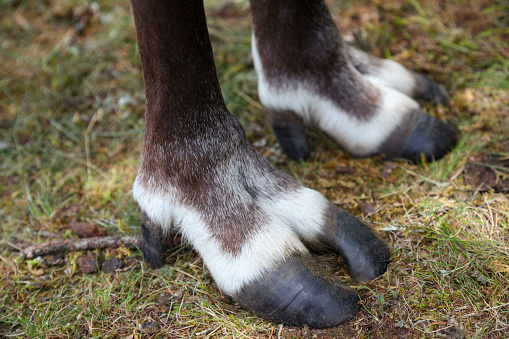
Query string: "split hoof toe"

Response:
xmin=322 ymin=207 xmax=391 ymax=282
xmin=234 ymin=256 xmax=359 ymax=328
xmin=415 ymin=75 xmax=450 ymax=106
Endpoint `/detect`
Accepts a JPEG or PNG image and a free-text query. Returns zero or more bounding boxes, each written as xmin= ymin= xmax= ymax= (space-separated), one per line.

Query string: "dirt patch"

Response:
xmin=464 ymin=153 xmax=509 ymax=193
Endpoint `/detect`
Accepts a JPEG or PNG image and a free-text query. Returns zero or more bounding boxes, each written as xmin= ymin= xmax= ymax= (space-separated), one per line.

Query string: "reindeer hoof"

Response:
xmin=414 ymin=75 xmax=450 ymax=106
xmin=381 ymin=112 xmax=459 ymax=163
xmin=234 ymin=256 xmax=359 ymax=328
xmin=400 ymin=113 xmax=459 ymax=163
xmin=321 ymin=206 xmax=391 ymax=282
xmin=270 ymin=110 xmax=310 ymax=161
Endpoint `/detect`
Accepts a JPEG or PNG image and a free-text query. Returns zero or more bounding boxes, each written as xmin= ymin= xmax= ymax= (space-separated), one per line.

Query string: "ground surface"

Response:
xmin=0 ymin=0 xmax=508 ymax=338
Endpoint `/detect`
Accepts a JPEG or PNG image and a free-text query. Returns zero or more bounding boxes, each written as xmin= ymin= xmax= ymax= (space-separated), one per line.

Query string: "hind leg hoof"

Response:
xmin=251 ymin=2 xmax=458 ymax=162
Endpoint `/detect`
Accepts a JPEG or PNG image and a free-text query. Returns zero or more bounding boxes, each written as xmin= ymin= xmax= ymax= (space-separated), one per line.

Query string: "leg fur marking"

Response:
xmin=136 ymin=130 xmax=302 ymax=256
xmin=134 ymin=179 xmax=329 ymax=294
xmin=249 ymin=0 xmax=380 ymax=118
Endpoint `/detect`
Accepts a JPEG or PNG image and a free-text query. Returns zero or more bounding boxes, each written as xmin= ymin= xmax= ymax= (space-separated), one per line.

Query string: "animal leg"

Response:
xmin=130 ymin=0 xmax=389 ymax=328
xmin=250 ymin=0 xmax=458 ymax=162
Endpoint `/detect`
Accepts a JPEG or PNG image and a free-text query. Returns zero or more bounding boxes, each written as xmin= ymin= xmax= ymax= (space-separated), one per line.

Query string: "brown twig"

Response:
xmin=22 ymin=236 xmax=142 ymax=259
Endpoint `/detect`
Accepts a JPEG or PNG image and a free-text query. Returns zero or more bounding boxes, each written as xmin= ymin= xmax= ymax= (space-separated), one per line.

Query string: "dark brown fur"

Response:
xmin=131 ymin=0 xmax=298 ymax=255
xmin=250 ymin=0 xmax=380 ymax=120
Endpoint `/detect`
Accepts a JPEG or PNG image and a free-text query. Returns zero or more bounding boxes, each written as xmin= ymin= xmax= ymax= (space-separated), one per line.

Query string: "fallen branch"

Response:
xmin=22 ymin=236 xmax=142 ymax=259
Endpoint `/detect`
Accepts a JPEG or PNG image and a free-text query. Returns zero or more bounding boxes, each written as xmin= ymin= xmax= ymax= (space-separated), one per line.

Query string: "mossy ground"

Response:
xmin=1 ymin=0 xmax=508 ymax=337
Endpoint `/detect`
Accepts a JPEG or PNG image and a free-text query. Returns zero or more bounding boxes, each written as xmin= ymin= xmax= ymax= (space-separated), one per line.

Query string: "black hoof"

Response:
xmin=381 ymin=111 xmax=459 ymax=163
xmin=234 ymin=256 xmax=359 ymax=328
xmin=270 ymin=110 xmax=310 ymax=161
xmin=319 ymin=206 xmax=391 ymax=282
xmin=414 ymin=75 xmax=450 ymax=106
xmin=141 ymin=212 xmax=165 ymax=269
xmin=400 ymin=113 xmax=459 ymax=163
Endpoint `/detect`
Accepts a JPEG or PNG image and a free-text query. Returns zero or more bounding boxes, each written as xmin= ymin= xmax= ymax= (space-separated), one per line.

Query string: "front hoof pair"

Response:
xmin=141 ymin=205 xmax=389 ymax=328
xmin=137 ymin=173 xmax=389 ymax=328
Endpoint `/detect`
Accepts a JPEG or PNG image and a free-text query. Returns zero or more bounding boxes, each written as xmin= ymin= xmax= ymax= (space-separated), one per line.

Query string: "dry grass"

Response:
xmin=1 ymin=0 xmax=508 ymax=337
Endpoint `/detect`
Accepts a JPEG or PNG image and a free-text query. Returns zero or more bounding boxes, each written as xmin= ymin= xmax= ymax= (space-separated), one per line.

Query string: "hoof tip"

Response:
xmin=416 ymin=75 xmax=451 ymax=106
